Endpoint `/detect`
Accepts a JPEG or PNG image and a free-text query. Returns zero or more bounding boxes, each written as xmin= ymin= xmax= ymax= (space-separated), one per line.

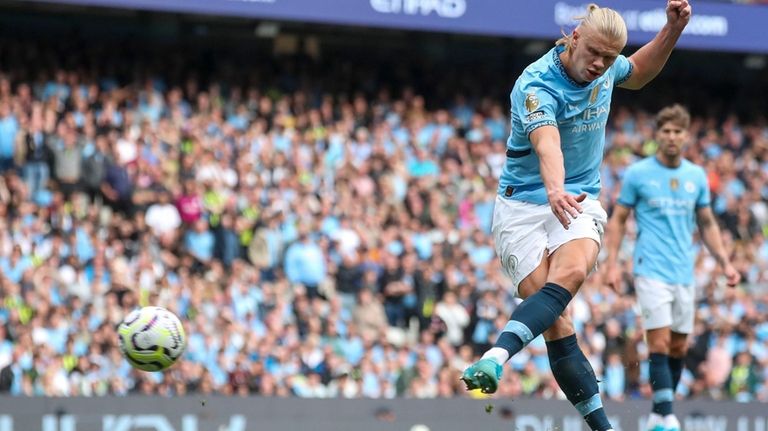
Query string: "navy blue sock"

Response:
xmin=547 ymin=334 xmax=612 ymax=431
xmin=494 ymin=283 xmax=572 ymax=357
xmin=669 ymin=356 xmax=684 ymax=392
xmin=649 ymin=353 xmax=674 ymax=415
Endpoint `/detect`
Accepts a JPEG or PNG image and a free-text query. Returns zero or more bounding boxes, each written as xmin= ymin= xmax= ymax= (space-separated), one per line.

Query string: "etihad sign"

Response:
xmin=370 ymin=0 xmax=466 ymax=18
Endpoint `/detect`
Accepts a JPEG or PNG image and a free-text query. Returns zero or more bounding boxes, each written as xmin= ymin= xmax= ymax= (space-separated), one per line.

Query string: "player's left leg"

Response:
xmin=482 ymin=239 xmax=594 ymax=372
xmin=656 ymin=331 xmax=686 ymax=431
xmin=646 ymin=326 xmax=674 ymax=431
xmin=462 ymin=198 xmax=556 ymax=393
xmin=660 ymin=284 xmax=695 ymax=431
xmin=483 ymin=198 xmax=606 ymax=371
xmin=466 ymin=241 xmax=613 ymax=431
xmin=668 ymin=332 xmax=688 ymax=391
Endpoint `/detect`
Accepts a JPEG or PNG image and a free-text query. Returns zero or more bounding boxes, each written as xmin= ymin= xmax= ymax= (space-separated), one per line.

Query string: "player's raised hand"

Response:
xmin=547 ymin=190 xmax=585 ymax=229
xmin=666 ymin=0 xmax=691 ymax=31
xmin=722 ymin=262 xmax=741 ymax=287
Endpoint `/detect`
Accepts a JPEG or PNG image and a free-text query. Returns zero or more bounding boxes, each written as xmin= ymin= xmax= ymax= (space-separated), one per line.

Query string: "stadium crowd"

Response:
xmin=0 ymin=39 xmax=767 ymax=403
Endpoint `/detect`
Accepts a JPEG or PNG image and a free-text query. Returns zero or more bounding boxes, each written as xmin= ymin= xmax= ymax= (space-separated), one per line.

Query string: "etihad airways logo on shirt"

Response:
xmin=582 ymin=105 xmax=608 ymax=120
xmin=648 ymin=197 xmax=696 ymax=216
xmin=370 ymin=0 xmax=466 ymax=18
xmin=561 ymin=105 xmax=609 ymax=133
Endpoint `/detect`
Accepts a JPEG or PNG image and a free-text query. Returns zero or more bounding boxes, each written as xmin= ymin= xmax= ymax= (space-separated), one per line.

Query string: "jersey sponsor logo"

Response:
xmin=570 ymin=122 xmax=605 ymax=133
xmin=670 ymin=178 xmax=679 ymax=191
xmin=647 ymin=197 xmax=696 ymax=216
xmin=524 ymin=93 xmax=539 ymax=112
xmin=582 ymin=105 xmax=608 ymax=121
xmin=563 ymin=105 xmax=609 ymax=133
xmin=525 ymin=110 xmax=546 ymax=122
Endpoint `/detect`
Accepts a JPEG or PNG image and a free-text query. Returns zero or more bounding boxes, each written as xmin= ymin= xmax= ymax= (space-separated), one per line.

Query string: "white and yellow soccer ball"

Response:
xmin=117 ymin=306 xmax=186 ymax=372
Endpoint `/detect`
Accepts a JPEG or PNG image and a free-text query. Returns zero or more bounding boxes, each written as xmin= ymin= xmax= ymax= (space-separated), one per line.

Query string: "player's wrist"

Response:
xmin=715 ymin=255 xmax=729 ymax=267
xmin=546 ymin=188 xmax=565 ymax=198
xmin=662 ymin=21 xmax=686 ymax=37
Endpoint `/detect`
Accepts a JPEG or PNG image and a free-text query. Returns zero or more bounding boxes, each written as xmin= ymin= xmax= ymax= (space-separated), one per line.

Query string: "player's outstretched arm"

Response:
xmin=619 ymin=0 xmax=691 ymax=90
xmin=530 ymin=125 xmax=585 ymax=230
xmin=604 ymin=204 xmax=632 ymax=292
xmin=696 ymin=206 xmax=741 ymax=287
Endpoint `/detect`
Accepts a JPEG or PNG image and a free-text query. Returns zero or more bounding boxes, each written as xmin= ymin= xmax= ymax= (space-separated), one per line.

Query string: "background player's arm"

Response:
xmin=529 ymin=125 xmax=585 ymax=229
xmin=604 ymin=204 xmax=632 ymax=291
xmin=696 ymin=206 xmax=741 ymax=287
xmin=619 ymin=0 xmax=691 ymax=90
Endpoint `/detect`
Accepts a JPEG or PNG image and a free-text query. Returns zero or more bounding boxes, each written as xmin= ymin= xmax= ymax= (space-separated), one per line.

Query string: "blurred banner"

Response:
xmin=20 ymin=0 xmax=768 ymax=53
xmin=1 ymin=397 xmax=768 ymax=431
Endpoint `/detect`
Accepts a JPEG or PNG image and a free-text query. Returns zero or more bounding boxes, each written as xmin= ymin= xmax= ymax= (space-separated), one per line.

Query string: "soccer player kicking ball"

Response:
xmin=604 ymin=104 xmax=741 ymax=431
xmin=460 ymin=2 xmax=692 ymax=431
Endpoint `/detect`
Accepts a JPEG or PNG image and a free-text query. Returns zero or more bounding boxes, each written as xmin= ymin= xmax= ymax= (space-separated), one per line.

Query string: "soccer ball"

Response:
xmin=117 ymin=306 xmax=186 ymax=372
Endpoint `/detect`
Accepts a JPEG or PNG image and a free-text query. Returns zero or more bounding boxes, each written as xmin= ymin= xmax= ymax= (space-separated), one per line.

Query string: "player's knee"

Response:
xmin=549 ymin=263 xmax=588 ymax=290
xmin=669 ymin=339 xmax=687 ymax=357
xmin=670 ymin=345 xmax=686 ymax=358
xmin=544 ymin=316 xmax=575 ymax=341
xmin=647 ymin=335 xmax=672 ymax=354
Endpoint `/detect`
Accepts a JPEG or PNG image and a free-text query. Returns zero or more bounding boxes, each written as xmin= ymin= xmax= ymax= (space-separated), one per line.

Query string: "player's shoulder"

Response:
xmin=516 ymin=47 xmax=560 ymax=92
xmin=625 ymin=156 xmax=657 ymax=174
xmin=525 ymin=46 xmax=557 ymax=74
xmin=680 ymin=158 xmax=707 ymax=175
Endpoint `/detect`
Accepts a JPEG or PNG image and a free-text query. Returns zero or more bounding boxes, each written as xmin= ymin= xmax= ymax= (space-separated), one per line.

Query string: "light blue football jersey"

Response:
xmin=498 ymin=44 xmax=633 ymax=204
xmin=617 ymin=157 xmax=711 ymax=285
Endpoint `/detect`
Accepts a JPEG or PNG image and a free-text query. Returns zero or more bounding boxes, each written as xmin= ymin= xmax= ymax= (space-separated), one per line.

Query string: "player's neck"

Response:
xmin=559 ymin=50 xmax=585 ymax=85
xmin=656 ymin=154 xmax=682 ymax=168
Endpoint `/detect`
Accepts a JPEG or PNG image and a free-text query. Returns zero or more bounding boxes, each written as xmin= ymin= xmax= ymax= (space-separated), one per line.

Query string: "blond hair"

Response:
xmin=556 ymin=4 xmax=628 ymax=50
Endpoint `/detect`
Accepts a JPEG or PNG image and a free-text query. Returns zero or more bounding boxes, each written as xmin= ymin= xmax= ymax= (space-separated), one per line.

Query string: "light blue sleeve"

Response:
xmin=512 ymin=82 xmax=559 ymax=137
xmin=696 ymin=168 xmax=711 ymax=208
xmin=617 ymin=166 xmax=638 ymax=208
xmin=611 ymin=55 xmax=633 ymax=86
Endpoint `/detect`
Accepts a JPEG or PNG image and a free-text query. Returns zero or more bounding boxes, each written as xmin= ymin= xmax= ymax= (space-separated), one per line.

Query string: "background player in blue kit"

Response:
xmin=604 ymin=104 xmax=741 ymax=431
xmin=460 ymin=2 xmax=692 ymax=431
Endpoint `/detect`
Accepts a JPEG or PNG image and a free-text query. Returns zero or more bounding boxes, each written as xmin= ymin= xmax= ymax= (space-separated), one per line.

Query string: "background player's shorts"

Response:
xmin=492 ymin=196 xmax=607 ymax=296
xmin=634 ymin=276 xmax=695 ymax=334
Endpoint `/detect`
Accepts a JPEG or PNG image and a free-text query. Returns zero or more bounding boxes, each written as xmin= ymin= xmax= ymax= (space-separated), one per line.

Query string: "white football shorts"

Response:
xmin=634 ymin=276 xmax=695 ymax=334
xmin=492 ymin=195 xmax=607 ymax=296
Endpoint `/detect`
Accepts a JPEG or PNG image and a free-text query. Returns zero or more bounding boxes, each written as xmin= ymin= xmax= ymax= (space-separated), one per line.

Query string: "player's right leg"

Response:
xmin=635 ymin=277 xmax=677 ymax=431
xmin=540 ymin=240 xmax=613 ymax=431
xmin=523 ymin=267 xmax=614 ymax=431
